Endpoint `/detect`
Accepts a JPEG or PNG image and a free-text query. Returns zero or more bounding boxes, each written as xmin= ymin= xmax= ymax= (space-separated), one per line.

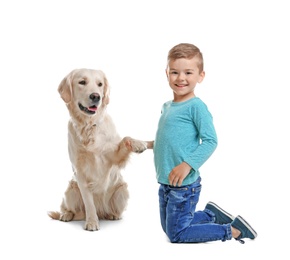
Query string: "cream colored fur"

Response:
xmin=48 ymin=68 xmax=147 ymax=231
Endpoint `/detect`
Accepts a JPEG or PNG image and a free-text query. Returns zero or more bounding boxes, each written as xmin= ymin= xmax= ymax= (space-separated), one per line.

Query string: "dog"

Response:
xmin=48 ymin=68 xmax=147 ymax=231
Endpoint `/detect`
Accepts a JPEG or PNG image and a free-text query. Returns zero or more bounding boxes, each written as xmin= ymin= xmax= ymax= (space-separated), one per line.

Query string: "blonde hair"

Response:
xmin=167 ymin=43 xmax=204 ymax=72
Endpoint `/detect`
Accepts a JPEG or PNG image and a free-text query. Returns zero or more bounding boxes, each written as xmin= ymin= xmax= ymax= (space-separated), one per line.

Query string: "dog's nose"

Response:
xmin=89 ymin=93 xmax=100 ymax=103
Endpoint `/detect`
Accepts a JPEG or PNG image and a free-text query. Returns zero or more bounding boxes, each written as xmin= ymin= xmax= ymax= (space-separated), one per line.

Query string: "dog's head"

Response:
xmin=58 ymin=68 xmax=110 ymax=116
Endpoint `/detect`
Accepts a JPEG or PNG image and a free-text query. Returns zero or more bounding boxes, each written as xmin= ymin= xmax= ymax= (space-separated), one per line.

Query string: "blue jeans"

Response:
xmin=158 ymin=177 xmax=232 ymax=243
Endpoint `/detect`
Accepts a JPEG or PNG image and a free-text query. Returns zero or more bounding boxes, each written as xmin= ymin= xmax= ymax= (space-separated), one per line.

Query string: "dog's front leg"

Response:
xmin=109 ymin=137 xmax=147 ymax=166
xmin=77 ymin=179 xmax=99 ymax=231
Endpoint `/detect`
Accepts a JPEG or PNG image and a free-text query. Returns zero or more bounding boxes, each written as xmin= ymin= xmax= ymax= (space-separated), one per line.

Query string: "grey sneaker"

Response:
xmin=205 ymin=201 xmax=235 ymax=224
xmin=231 ymin=215 xmax=258 ymax=244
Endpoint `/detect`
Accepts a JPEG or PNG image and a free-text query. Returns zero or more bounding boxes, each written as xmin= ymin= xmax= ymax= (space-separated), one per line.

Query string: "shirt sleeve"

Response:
xmin=184 ymin=103 xmax=218 ymax=171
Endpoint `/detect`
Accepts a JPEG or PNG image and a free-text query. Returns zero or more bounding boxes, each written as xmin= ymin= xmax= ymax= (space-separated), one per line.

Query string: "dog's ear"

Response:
xmin=58 ymin=72 xmax=73 ymax=103
xmin=100 ymin=70 xmax=110 ymax=106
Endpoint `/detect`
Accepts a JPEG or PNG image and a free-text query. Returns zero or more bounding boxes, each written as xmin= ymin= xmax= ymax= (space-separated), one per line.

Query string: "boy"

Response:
xmin=146 ymin=43 xmax=257 ymax=243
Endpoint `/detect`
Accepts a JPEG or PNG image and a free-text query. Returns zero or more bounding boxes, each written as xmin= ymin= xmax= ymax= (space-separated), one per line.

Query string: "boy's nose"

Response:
xmin=177 ymin=73 xmax=186 ymax=80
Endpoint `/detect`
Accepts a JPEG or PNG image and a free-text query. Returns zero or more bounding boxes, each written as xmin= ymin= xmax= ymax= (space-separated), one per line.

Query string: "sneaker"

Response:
xmin=231 ymin=215 xmax=258 ymax=243
xmin=205 ymin=201 xmax=235 ymax=224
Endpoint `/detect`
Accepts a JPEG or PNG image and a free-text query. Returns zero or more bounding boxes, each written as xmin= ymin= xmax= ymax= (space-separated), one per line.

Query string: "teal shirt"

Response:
xmin=153 ymin=97 xmax=218 ymax=186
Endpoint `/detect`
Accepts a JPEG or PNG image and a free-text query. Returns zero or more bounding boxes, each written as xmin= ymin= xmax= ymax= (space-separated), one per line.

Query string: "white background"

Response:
xmin=1 ymin=0 xmax=289 ymax=259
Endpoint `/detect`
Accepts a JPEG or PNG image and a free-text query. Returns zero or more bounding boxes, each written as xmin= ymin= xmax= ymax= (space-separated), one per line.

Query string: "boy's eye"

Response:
xmin=170 ymin=71 xmax=178 ymax=74
xmin=186 ymin=72 xmax=193 ymax=75
xmin=79 ymin=80 xmax=86 ymax=85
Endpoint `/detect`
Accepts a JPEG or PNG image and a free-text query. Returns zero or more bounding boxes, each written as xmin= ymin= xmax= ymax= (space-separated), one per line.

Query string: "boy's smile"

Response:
xmin=176 ymin=83 xmax=187 ymax=87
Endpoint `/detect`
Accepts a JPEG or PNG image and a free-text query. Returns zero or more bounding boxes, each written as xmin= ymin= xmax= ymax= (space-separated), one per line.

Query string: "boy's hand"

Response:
xmin=146 ymin=141 xmax=154 ymax=149
xmin=169 ymin=162 xmax=191 ymax=187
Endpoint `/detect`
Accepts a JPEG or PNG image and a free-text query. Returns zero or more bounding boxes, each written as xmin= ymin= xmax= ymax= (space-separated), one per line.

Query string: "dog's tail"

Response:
xmin=47 ymin=211 xmax=61 ymax=220
xmin=47 ymin=211 xmax=85 ymax=221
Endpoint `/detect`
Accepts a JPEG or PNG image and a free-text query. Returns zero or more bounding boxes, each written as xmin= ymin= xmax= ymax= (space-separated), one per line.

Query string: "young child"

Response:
xmin=146 ymin=43 xmax=257 ymax=244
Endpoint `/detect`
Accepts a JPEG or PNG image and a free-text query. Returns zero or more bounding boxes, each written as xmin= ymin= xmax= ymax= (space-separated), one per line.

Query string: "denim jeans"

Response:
xmin=158 ymin=177 xmax=232 ymax=243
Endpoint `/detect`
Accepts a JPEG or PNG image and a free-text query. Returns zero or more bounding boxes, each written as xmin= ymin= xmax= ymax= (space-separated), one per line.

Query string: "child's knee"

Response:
xmin=167 ymin=229 xmax=180 ymax=243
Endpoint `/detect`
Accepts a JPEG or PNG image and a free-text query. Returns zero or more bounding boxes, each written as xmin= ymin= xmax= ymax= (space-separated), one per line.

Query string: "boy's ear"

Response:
xmin=165 ymin=68 xmax=169 ymax=79
xmin=198 ymin=71 xmax=205 ymax=83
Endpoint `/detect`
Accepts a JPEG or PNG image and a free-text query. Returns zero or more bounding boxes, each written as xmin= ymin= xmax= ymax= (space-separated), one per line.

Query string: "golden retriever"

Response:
xmin=48 ymin=68 xmax=147 ymax=231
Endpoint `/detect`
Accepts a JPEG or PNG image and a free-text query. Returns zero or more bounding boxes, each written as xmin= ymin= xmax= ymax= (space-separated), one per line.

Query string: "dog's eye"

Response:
xmin=98 ymin=82 xmax=103 ymax=87
xmin=79 ymin=80 xmax=86 ymax=85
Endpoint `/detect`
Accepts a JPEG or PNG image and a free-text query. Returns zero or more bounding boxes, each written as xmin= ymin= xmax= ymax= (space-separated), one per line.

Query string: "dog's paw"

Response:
xmin=124 ymin=137 xmax=147 ymax=153
xmin=105 ymin=214 xmax=122 ymax=220
xmin=84 ymin=220 xmax=100 ymax=231
xmin=60 ymin=212 xmax=74 ymax=222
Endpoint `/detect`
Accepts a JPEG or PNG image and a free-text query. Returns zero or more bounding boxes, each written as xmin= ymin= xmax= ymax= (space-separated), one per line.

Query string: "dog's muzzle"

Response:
xmin=78 ymin=93 xmax=100 ymax=115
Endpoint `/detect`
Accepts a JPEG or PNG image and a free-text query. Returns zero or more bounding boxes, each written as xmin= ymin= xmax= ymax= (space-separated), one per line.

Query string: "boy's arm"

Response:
xmin=146 ymin=141 xmax=154 ymax=149
xmin=184 ymin=103 xmax=218 ymax=172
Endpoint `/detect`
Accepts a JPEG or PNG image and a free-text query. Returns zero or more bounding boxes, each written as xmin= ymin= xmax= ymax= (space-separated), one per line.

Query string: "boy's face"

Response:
xmin=166 ymin=57 xmax=205 ymax=102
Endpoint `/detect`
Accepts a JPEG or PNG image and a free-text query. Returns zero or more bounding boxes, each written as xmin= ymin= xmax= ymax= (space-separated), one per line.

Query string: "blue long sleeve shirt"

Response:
xmin=153 ymin=97 xmax=218 ymax=186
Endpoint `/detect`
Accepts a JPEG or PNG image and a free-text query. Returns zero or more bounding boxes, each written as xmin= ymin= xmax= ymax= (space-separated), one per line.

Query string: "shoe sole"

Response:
xmin=207 ymin=201 xmax=235 ymax=221
xmin=236 ymin=215 xmax=258 ymax=239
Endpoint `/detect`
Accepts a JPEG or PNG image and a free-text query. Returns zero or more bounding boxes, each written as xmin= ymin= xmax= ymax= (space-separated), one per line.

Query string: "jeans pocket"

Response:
xmin=189 ymin=185 xmax=201 ymax=215
xmin=168 ymin=187 xmax=188 ymax=212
